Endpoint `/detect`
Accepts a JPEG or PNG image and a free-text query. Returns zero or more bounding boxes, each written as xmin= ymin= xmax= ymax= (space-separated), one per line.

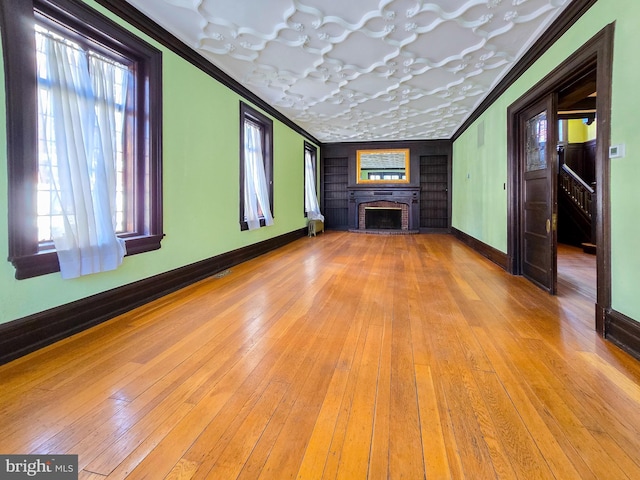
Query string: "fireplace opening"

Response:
xmin=365 ymin=207 xmax=402 ymax=230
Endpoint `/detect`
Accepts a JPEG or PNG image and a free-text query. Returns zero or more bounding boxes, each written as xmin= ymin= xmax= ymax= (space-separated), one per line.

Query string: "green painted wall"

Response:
xmin=0 ymin=0 xmax=316 ymax=324
xmin=452 ymin=0 xmax=640 ymax=321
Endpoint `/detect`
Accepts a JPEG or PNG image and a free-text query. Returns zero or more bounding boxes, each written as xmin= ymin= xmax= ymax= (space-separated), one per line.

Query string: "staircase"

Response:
xmin=557 ymin=154 xmax=596 ymax=253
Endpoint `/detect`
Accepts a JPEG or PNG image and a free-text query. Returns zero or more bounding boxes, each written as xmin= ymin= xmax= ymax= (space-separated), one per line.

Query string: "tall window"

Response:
xmin=1 ymin=0 xmax=163 ymax=279
xmin=304 ymin=142 xmax=322 ymax=218
xmin=240 ymin=103 xmax=273 ymax=230
xmin=36 ymin=24 xmax=130 ymax=244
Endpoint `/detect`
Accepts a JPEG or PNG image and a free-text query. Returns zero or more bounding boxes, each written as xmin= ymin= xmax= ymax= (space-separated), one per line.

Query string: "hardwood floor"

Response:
xmin=557 ymin=242 xmax=597 ymax=301
xmin=1 ymin=232 xmax=639 ymax=479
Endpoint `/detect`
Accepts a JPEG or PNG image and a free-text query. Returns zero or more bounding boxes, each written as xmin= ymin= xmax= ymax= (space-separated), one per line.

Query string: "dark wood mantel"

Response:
xmin=347 ymin=185 xmax=420 ymax=230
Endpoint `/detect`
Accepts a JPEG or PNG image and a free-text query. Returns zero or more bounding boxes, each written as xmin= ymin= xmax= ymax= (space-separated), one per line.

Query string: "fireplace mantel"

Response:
xmin=347 ymin=186 xmax=420 ymax=231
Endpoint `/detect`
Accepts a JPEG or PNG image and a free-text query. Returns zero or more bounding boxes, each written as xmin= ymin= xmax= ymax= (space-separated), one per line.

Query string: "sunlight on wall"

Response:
xmin=567 ymin=119 xmax=597 ymax=143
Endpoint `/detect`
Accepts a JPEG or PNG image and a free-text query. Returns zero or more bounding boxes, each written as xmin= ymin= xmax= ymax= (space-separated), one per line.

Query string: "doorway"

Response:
xmin=556 ymin=69 xmax=598 ymax=302
xmin=507 ymin=24 xmax=614 ymax=334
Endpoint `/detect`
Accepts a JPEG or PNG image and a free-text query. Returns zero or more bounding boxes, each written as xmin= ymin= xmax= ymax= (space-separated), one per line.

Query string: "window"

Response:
xmin=304 ymin=142 xmax=320 ymax=217
xmin=558 ymin=119 xmax=568 ymax=144
xmin=240 ymin=102 xmax=273 ymax=230
xmin=1 ymin=0 xmax=163 ymax=279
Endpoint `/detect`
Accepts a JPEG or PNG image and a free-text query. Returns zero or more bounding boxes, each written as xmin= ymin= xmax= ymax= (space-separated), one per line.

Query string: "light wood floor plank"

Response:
xmin=415 ymin=364 xmax=452 ymax=479
xmin=164 ymin=459 xmax=200 ymax=480
xmin=335 ymin=324 xmax=383 ymax=479
xmin=367 ymin=318 xmax=392 ymax=480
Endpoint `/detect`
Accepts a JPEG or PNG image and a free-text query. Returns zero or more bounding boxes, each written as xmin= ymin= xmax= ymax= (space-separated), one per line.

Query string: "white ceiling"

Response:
xmin=124 ymin=0 xmax=570 ymax=143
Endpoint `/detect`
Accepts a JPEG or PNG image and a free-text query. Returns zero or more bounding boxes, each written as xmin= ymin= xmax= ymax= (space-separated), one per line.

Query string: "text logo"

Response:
xmin=0 ymin=455 xmax=78 ymax=479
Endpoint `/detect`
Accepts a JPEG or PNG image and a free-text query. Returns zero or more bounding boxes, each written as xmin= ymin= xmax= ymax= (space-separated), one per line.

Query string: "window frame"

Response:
xmin=239 ymin=102 xmax=273 ymax=231
xmin=304 ymin=142 xmax=317 ymax=217
xmin=1 ymin=0 xmax=163 ymax=279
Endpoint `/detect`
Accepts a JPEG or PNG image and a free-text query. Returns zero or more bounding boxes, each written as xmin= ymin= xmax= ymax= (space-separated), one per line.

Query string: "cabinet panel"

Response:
xmin=420 ymin=155 xmax=449 ymax=229
xmin=322 ymin=157 xmax=349 ymax=229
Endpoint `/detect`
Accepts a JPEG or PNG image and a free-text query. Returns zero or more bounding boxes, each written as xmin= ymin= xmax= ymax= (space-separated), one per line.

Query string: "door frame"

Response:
xmin=507 ymin=24 xmax=614 ymax=335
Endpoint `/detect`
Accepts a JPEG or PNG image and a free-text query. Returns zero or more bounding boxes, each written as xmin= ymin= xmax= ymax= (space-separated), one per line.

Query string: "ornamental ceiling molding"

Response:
xmin=125 ymin=0 xmax=570 ymax=142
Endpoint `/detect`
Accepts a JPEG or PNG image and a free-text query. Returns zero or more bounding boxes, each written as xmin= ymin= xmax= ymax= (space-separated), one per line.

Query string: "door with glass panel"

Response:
xmin=520 ymin=95 xmax=557 ymax=294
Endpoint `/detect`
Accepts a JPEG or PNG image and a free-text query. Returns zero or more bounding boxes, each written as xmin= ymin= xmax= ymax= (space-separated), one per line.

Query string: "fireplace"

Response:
xmin=365 ymin=207 xmax=401 ymax=229
xmin=358 ymin=201 xmax=409 ymax=230
xmin=348 ymin=186 xmax=420 ymax=232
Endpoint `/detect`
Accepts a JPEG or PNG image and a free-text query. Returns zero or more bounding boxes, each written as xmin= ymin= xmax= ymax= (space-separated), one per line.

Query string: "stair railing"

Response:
xmin=559 ymin=163 xmax=594 ymax=219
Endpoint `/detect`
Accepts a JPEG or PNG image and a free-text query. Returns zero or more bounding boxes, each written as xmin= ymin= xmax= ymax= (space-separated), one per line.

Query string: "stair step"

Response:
xmin=581 ymin=242 xmax=597 ymax=255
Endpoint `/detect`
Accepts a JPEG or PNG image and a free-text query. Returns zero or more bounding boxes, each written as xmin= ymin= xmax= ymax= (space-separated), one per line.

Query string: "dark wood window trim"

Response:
xmin=0 ymin=0 xmax=163 ymax=280
xmin=304 ymin=142 xmax=318 ymax=217
xmin=239 ymin=102 xmax=274 ymax=231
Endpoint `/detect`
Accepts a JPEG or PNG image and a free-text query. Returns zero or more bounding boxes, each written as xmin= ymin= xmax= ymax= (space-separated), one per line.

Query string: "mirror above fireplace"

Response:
xmin=356 ymin=149 xmax=410 ymax=184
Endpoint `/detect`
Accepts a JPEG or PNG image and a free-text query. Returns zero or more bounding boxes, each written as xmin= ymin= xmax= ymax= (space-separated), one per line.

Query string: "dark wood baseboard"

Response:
xmin=450 ymin=227 xmax=509 ymax=271
xmin=596 ymin=302 xmax=606 ymax=336
xmin=605 ymin=309 xmax=640 ymax=361
xmin=419 ymin=227 xmax=451 ymax=234
xmin=0 ymin=228 xmax=307 ymax=366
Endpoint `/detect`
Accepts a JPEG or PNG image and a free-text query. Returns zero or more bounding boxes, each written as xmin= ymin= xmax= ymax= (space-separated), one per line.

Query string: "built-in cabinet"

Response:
xmin=321 ymin=157 xmax=349 ymax=229
xmin=321 ymin=141 xmax=452 ymax=231
xmin=419 ymin=155 xmax=449 ymax=229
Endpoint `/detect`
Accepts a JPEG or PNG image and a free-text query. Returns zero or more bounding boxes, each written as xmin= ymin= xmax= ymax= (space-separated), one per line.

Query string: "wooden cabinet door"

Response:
xmin=420 ymin=155 xmax=449 ymax=229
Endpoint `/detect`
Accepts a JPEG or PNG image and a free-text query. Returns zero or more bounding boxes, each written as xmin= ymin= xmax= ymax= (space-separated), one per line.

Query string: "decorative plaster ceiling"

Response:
xmin=124 ymin=0 xmax=570 ymax=142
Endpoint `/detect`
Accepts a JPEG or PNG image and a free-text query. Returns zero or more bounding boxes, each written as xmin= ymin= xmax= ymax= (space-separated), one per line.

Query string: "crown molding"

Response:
xmin=93 ymin=0 xmax=595 ymax=145
xmin=92 ymin=0 xmax=321 ymax=146
xmin=452 ymin=0 xmax=599 ymax=141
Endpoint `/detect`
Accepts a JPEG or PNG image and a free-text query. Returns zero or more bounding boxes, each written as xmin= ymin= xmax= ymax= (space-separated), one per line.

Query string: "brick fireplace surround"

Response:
xmin=347 ymin=186 xmax=420 ymax=232
xmin=358 ymin=201 xmax=409 ymax=230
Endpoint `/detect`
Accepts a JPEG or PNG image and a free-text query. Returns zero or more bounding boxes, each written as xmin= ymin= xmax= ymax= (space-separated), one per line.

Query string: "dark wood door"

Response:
xmin=520 ymin=95 xmax=557 ymax=293
xmin=420 ymin=155 xmax=449 ymax=229
xmin=322 ymin=157 xmax=349 ymax=229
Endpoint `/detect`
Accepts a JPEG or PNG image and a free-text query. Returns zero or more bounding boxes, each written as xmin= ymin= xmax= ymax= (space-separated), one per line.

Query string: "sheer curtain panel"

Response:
xmin=37 ymin=31 xmax=126 ymax=279
xmin=305 ymin=148 xmax=324 ymax=221
xmin=243 ymin=121 xmax=274 ymax=230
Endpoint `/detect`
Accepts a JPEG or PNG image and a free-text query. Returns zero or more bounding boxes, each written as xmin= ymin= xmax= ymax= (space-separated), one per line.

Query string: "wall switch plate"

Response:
xmin=609 ymin=144 xmax=625 ymax=158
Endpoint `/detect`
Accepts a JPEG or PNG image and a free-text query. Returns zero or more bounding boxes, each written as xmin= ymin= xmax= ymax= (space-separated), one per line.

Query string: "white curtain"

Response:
xmin=304 ymin=148 xmax=324 ymax=221
xmin=244 ymin=121 xmax=274 ymax=230
xmin=39 ymin=33 xmax=126 ymax=279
